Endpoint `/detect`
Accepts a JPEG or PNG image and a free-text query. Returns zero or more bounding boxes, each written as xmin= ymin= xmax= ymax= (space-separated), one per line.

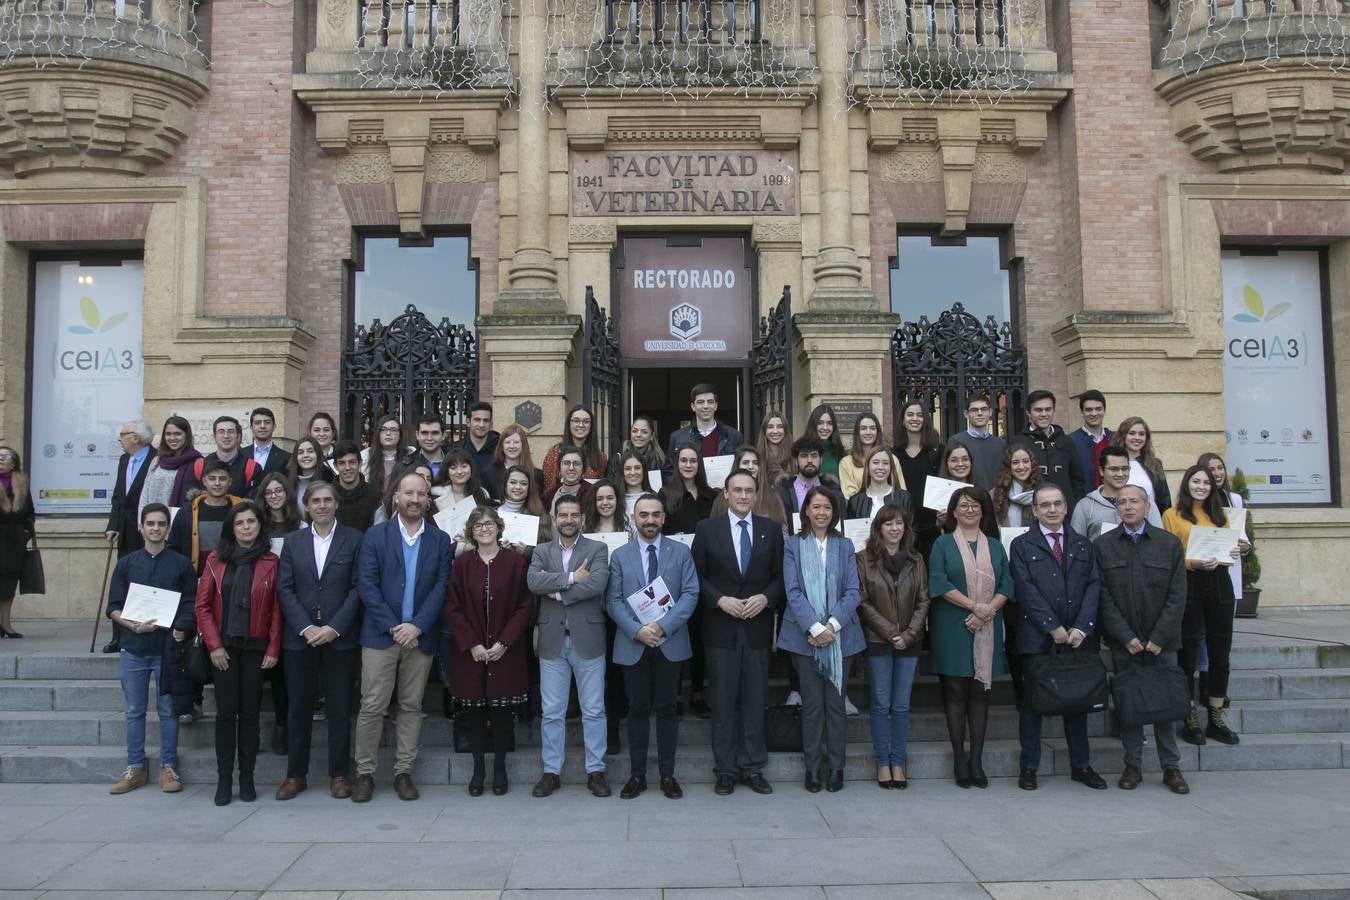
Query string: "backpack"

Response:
xmin=192 ymin=456 xmax=258 ymax=487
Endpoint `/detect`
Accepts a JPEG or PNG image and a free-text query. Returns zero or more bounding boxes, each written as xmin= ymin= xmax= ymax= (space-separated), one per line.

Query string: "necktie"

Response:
xmin=738 ymin=520 xmax=751 ymax=575
xmin=646 ymin=543 xmax=658 ymax=585
xmin=1050 ymin=531 xmax=1063 ymax=566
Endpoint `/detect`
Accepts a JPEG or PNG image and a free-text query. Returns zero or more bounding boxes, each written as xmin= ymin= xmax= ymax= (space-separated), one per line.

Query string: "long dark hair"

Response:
xmin=1195 ymin=452 xmax=1233 ymax=506
xmin=563 ymin=404 xmax=605 ymax=473
xmin=796 ymin=485 xmax=841 ymax=537
xmin=939 ymin=441 xmax=975 ymax=483
xmin=896 ymin=398 xmax=942 ymax=453
xmin=583 ymin=478 xmax=628 ymax=533
xmin=217 ymin=499 xmax=268 ymax=563
xmin=802 ymin=404 xmax=846 ymax=462
xmin=616 ymin=447 xmax=648 ymax=496
xmin=662 ymin=442 xmax=712 ymax=515
xmin=307 ymin=411 xmax=338 ymax=452
xmin=848 ymin=411 xmax=887 ymax=467
xmin=863 ymin=504 xmax=917 ymax=563
xmin=156 ymin=415 xmax=195 ymax=459
xmin=286 ymin=437 xmax=334 ymax=485
xmin=1176 ymin=464 xmax=1227 ymax=527
xmin=756 ymin=410 xmax=794 ymax=479
xmin=991 ymin=440 xmax=1043 ymax=523
xmin=944 ymin=486 xmax=1000 ymax=539
xmin=432 ymin=447 xmax=487 ymax=502
xmin=366 ymin=414 xmax=405 ymax=502
xmin=255 ymin=472 xmax=301 ymax=533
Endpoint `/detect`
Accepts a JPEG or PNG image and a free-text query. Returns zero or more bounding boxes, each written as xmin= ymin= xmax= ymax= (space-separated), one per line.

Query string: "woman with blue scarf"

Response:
xmin=779 ymin=486 xmax=864 ymax=793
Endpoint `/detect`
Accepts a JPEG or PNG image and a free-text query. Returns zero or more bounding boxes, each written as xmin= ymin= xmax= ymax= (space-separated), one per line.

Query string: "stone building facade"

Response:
xmin=0 ymin=0 xmax=1347 ymax=615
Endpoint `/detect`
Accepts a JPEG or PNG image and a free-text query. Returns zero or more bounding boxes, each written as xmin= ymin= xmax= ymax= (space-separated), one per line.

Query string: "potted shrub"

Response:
xmin=1230 ymin=469 xmax=1261 ymax=617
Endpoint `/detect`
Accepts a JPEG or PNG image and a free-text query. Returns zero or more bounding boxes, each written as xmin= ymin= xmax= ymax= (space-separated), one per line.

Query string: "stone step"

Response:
xmin=3 ymin=729 xmax=1346 ymax=785
xmin=1228 ymin=699 xmax=1350 ymax=734
xmin=0 ymin=680 xmax=124 ymax=711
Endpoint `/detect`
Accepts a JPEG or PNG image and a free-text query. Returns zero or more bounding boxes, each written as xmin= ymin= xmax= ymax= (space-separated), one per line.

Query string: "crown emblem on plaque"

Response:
xmin=670 ymin=303 xmax=701 ymax=341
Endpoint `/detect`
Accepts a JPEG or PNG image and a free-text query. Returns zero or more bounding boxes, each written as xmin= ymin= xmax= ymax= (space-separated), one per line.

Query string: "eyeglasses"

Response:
xmin=569 ymin=417 xmax=591 ymax=425
xmin=118 ymin=431 xmax=137 ymax=437
xmin=471 ymin=522 xmax=497 ymax=532
xmin=262 ymin=488 xmax=286 ymax=498
xmin=955 ymin=502 xmax=982 ymax=511
xmin=379 ymin=425 xmax=402 ymax=433
xmin=1103 ymin=466 xmax=1130 ymax=473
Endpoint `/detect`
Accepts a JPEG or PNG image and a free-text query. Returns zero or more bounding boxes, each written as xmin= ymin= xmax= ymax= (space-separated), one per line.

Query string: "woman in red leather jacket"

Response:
xmin=195 ymin=499 xmax=281 ymax=806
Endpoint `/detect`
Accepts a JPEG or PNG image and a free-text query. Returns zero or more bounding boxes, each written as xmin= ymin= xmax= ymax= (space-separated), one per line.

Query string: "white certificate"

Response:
xmin=1185 ymin=526 xmax=1242 ymax=565
xmin=499 ymin=511 xmax=541 ymax=546
xmin=1223 ymin=507 xmax=1248 ymax=538
xmin=433 ymin=495 xmax=478 ymax=540
xmin=647 ymin=470 xmax=663 ymax=492
xmin=625 ymin=575 xmax=674 ymax=624
xmin=923 ymin=476 xmax=968 ymax=512
xmin=269 ymin=537 xmax=284 ymax=557
xmin=703 ymin=455 xmax=736 ymax=490
xmin=842 ymin=518 xmax=872 ymax=553
xmin=1095 ymin=521 xmax=1119 ymax=541
xmin=584 ymin=531 xmax=630 ymax=553
xmin=999 ymin=526 xmax=1029 ymax=555
xmin=168 ymin=506 xmax=180 ymax=525
xmin=666 ymin=532 xmax=695 ymax=547
xmin=121 ymin=582 xmax=182 ymax=627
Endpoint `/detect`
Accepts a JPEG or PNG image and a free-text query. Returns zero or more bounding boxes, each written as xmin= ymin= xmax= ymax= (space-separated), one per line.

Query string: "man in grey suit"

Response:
xmin=607 ymin=493 xmax=700 ymax=799
xmin=526 ymin=494 xmax=612 ymax=798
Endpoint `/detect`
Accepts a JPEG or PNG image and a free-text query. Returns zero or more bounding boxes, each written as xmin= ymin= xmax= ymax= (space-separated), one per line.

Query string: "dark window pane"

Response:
xmin=890 ymin=234 xmax=1011 ymax=324
xmin=354 ymin=235 xmax=476 ymax=329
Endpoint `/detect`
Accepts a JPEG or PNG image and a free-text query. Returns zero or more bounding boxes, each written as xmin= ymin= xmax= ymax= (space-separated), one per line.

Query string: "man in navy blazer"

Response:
xmin=607 ymin=493 xmax=700 ymax=799
xmin=691 ymin=468 xmax=786 ymax=796
xmin=275 ymin=482 xmax=363 ymax=801
xmin=1008 ymin=483 xmax=1106 ymax=793
xmin=351 ymin=470 xmax=452 ymax=803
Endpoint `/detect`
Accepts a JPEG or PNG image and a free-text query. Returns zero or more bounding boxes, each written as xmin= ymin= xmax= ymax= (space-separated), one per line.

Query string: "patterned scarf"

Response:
xmin=798 ymin=534 xmax=844 ymax=695
xmin=954 ymin=531 xmax=997 ymax=690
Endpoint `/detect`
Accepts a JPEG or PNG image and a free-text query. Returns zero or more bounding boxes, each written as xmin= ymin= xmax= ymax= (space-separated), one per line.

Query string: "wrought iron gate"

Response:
xmin=750 ymin=286 xmax=793 ymax=434
xmin=582 ymin=287 xmax=623 ymax=460
xmin=341 ymin=304 xmax=479 ymax=444
xmin=890 ymin=302 xmax=1026 ymax=439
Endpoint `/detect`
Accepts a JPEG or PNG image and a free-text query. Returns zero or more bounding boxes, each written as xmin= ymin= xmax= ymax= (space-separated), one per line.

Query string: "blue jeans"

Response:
xmin=539 ymin=636 xmax=608 ymax=774
xmin=119 ymin=650 xmax=177 ymax=769
xmin=865 ymin=653 xmax=919 ymax=767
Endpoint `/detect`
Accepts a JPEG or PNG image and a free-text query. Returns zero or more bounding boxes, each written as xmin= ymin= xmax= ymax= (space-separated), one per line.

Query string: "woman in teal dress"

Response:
xmin=928 ymin=486 xmax=1013 ymax=789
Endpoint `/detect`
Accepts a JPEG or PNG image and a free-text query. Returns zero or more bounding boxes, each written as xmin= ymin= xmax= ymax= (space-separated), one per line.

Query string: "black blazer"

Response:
xmin=844 ymin=488 xmax=913 ymax=522
xmin=691 ymin=513 xmax=786 ymax=650
xmin=106 ymin=451 xmax=150 ymax=556
xmin=244 ymin=444 xmax=292 ymax=477
xmin=276 ymin=522 xmax=364 ymax=652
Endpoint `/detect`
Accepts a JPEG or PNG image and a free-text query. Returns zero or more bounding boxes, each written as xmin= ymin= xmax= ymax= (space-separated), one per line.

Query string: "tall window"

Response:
xmin=352 ymin=234 xmax=477 ymax=330
xmin=889 ymin=233 xmax=1012 ymax=325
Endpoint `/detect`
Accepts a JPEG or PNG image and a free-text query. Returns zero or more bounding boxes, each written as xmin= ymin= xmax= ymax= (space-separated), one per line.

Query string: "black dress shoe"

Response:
xmin=238 ymin=773 xmax=256 ymax=802
xmin=825 ymin=770 xmax=844 ymax=792
xmin=620 ymin=775 xmax=646 ymax=799
xmin=804 ymin=770 xmax=822 ymax=793
xmin=1018 ymin=768 xmax=1038 ymax=791
xmin=742 ymin=772 xmax=773 ymax=795
xmin=660 ymin=775 xmax=683 ymax=799
xmin=214 ymin=777 xmax=232 ymax=806
xmin=1071 ymin=766 xmax=1108 ymax=790
xmin=714 ymin=774 xmax=735 ymax=795
xmin=468 ymin=774 xmax=485 ymax=796
xmin=492 ymin=762 xmax=508 ymax=796
xmin=969 ymin=760 xmax=989 ymax=789
xmin=690 ymin=697 xmax=711 ymax=718
xmin=101 ymin=638 xmax=120 ymax=654
xmin=953 ymin=753 xmax=972 ymax=789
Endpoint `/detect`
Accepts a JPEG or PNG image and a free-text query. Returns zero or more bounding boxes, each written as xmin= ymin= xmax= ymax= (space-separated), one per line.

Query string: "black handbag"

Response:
xmin=1023 ymin=645 xmax=1109 ymax=716
xmin=186 ymin=634 xmax=213 ymax=685
xmin=1111 ymin=652 xmax=1191 ymax=727
xmin=19 ymin=538 xmax=44 ymax=595
xmin=764 ymin=704 xmax=803 ymax=753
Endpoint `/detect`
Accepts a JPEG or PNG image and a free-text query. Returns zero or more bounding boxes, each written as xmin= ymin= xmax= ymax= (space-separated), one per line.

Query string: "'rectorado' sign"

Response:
xmin=572 ymin=150 xmax=797 ymax=217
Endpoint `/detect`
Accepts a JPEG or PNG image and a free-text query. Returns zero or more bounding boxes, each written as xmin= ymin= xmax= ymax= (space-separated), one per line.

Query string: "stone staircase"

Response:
xmin=0 ymin=620 xmax=1347 ymax=786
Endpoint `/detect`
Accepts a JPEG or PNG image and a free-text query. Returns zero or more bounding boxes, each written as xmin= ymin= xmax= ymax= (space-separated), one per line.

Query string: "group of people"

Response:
xmin=0 ymin=382 xmax=1250 ymax=802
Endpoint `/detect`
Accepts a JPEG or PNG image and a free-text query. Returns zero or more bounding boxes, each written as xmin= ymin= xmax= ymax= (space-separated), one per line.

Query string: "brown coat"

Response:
xmin=444 ymin=548 xmax=531 ymax=702
xmin=855 ymin=549 xmax=930 ymax=656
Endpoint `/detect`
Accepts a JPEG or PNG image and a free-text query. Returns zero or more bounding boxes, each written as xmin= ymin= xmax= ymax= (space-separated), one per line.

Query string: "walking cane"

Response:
xmin=88 ymin=539 xmax=117 ymax=654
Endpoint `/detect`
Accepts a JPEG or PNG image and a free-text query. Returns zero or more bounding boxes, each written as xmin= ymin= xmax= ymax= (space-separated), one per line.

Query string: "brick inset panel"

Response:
xmin=1211 ymin=199 xmax=1350 ymax=240
xmin=0 ymin=202 xmax=152 ymax=243
xmin=337 ymin=183 xmax=398 ymax=227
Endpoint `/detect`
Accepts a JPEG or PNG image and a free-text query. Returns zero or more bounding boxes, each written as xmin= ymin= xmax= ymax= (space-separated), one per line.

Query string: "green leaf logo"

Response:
xmin=67 ymin=297 xmax=128 ymax=334
xmin=1233 ymin=285 xmax=1291 ymax=324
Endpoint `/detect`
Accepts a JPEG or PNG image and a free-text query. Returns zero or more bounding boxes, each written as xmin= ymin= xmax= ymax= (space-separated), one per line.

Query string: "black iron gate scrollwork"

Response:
xmin=341 ymin=304 xmax=479 ymax=444
xmin=891 ymin=302 xmax=1026 ymax=439
xmin=750 ymin=286 xmax=793 ymax=434
xmin=582 ymin=287 xmax=623 ymax=460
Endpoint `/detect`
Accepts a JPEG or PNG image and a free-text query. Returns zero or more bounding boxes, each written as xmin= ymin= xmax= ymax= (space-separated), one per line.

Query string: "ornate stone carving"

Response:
xmin=880 ymin=151 xmax=942 ymax=183
xmin=973 ymin=152 xmax=1026 ymax=183
xmin=1159 ymin=64 xmax=1350 ymax=173
xmin=0 ymin=60 xmax=206 ymax=177
xmin=337 ymin=151 xmax=394 ymax=184
xmin=568 ymin=221 xmax=617 ymax=246
xmin=426 ymin=148 xmax=487 ymax=183
xmin=752 ymin=220 xmax=802 ymax=245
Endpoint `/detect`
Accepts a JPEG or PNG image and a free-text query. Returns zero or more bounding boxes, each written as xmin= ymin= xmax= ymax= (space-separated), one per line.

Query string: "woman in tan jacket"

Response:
xmin=856 ymin=505 xmax=930 ymax=789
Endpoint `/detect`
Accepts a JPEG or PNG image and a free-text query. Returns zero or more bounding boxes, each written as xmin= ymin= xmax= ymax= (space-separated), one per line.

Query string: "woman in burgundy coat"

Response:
xmin=445 ymin=505 xmax=531 ymax=797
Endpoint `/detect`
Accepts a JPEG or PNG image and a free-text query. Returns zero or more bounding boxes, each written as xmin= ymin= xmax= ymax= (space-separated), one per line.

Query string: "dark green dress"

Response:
xmin=927 ymin=532 xmax=1014 ymax=678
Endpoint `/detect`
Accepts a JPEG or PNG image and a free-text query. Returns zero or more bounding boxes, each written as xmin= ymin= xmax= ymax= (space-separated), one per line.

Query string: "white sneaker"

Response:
xmin=844 ymin=696 xmax=860 ymax=717
xmin=784 ymin=691 xmax=802 ymax=707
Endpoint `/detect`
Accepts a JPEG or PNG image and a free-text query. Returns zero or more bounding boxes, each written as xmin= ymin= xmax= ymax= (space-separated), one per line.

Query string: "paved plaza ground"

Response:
xmin=0 ymin=767 xmax=1347 ymax=897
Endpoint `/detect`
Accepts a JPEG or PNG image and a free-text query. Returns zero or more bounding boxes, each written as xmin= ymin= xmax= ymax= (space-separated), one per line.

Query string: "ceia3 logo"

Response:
xmin=670 ymin=303 xmax=701 ymax=341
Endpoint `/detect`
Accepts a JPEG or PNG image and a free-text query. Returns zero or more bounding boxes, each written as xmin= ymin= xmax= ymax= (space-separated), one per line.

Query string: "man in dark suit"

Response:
xmin=274 ymin=482 xmax=363 ymax=801
xmin=244 ymin=407 xmax=292 ymax=476
xmin=352 ymin=470 xmax=452 ymax=803
xmin=103 ymin=420 xmax=154 ymax=653
xmin=691 ymin=468 xmax=786 ymax=795
xmin=1008 ymin=483 xmax=1107 ymax=792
